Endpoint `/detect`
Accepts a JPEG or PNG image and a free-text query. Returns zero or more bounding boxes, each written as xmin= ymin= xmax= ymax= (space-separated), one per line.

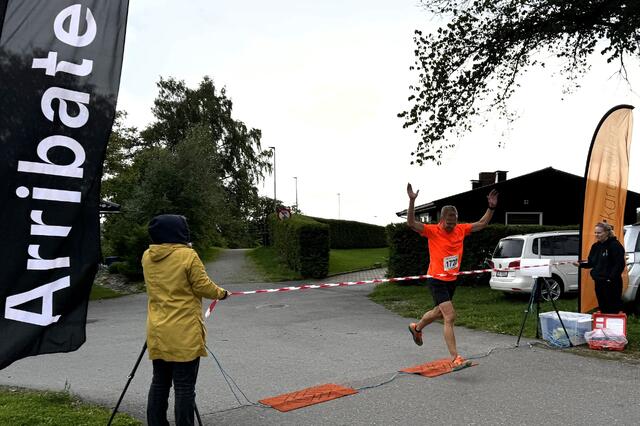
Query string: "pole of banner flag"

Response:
xmin=108 ymin=341 xmax=203 ymax=426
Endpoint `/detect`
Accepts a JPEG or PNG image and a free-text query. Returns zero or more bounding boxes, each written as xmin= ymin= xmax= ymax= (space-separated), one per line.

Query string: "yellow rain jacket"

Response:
xmin=143 ymin=243 xmax=227 ymax=362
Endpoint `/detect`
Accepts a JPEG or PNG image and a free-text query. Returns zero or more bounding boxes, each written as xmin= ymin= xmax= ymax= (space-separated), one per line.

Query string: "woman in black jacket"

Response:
xmin=579 ymin=222 xmax=625 ymax=313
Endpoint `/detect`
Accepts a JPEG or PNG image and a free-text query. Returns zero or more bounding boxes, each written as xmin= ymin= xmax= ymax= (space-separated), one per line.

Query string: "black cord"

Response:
xmin=466 ymin=344 xmax=518 ymax=360
xmin=354 ymin=372 xmax=408 ymax=391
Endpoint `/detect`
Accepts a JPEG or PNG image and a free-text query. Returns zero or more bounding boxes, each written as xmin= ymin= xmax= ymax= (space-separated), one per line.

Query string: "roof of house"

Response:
xmin=396 ymin=166 xmax=638 ymax=217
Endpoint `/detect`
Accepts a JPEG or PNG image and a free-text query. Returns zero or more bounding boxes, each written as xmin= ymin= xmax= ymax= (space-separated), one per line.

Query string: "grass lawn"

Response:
xmin=248 ymin=246 xmax=389 ymax=281
xmin=369 ymin=282 xmax=640 ymax=357
xmin=328 ymin=247 xmax=388 ymax=275
xmin=0 ymin=387 xmax=140 ymax=425
xmin=89 ymin=284 xmax=123 ymax=300
xmin=247 ymin=246 xmax=302 ymax=281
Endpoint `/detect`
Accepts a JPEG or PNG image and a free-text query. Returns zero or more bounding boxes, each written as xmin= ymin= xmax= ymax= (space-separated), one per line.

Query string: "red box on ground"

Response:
xmin=592 ymin=312 xmax=627 ymax=337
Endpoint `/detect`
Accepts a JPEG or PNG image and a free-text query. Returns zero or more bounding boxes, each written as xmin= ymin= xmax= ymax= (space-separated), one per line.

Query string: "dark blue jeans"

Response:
xmin=147 ymin=358 xmax=200 ymax=426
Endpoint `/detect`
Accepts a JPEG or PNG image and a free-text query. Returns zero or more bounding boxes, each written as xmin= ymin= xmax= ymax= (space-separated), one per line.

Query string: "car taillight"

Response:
xmin=508 ymin=260 xmax=520 ymax=269
xmin=488 ymin=260 xmax=494 ymax=269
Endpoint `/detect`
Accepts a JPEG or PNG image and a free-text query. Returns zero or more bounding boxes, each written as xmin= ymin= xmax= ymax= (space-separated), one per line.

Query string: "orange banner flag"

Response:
xmin=580 ymin=105 xmax=634 ymax=313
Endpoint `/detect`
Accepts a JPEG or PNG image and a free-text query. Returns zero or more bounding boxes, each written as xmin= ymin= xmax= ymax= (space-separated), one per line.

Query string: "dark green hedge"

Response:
xmin=386 ymin=223 xmax=429 ymax=278
xmin=386 ymin=223 xmax=578 ymax=282
xmin=269 ymin=214 xmax=330 ymax=278
xmin=311 ymin=217 xmax=387 ymax=249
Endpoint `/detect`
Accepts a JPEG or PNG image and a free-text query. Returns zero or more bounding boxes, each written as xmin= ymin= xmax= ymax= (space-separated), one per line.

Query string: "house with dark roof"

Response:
xmin=396 ymin=167 xmax=640 ymax=229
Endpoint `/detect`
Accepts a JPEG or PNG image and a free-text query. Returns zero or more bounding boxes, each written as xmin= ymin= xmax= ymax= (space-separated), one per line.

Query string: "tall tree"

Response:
xmin=102 ymin=77 xmax=271 ymax=263
xmin=399 ymin=0 xmax=640 ymax=165
xmin=141 ymin=77 xmax=272 ymax=216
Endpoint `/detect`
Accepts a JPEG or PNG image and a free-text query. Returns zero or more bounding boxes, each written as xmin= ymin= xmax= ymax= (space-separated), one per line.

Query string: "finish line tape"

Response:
xmin=205 ymin=260 xmax=578 ymax=318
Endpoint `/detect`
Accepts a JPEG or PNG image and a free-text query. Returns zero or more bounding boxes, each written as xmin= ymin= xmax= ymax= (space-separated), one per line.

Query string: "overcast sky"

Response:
xmin=116 ymin=0 xmax=640 ymax=226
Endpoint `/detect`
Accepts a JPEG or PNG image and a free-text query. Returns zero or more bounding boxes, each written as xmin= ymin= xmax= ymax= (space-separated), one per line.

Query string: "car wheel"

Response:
xmin=540 ymin=276 xmax=564 ymax=301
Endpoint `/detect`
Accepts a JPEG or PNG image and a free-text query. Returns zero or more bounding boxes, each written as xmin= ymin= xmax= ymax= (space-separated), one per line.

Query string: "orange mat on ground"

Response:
xmin=400 ymin=358 xmax=477 ymax=377
xmin=259 ymin=383 xmax=358 ymax=412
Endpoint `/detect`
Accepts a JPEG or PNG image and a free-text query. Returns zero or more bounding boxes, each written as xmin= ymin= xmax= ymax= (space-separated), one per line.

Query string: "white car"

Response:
xmin=623 ymin=224 xmax=640 ymax=310
xmin=489 ymin=230 xmax=579 ymax=301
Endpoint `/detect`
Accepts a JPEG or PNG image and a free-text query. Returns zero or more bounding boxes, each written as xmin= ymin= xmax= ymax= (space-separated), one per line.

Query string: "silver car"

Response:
xmin=489 ymin=230 xmax=580 ymax=301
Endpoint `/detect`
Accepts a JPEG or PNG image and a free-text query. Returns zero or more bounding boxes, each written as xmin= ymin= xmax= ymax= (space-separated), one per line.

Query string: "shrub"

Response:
xmin=269 ymin=214 xmax=329 ymax=278
xmin=107 ymin=261 xmax=143 ymax=281
xmin=385 ymin=223 xmax=429 ymax=279
xmin=311 ymin=217 xmax=387 ymax=249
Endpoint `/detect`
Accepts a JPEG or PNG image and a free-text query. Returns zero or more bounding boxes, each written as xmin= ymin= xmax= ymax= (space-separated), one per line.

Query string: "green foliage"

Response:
xmin=400 ymin=0 xmax=640 ymax=164
xmin=269 ymin=214 xmax=329 ymax=278
xmin=386 ymin=223 xmax=430 ymax=278
xmin=101 ymin=216 xmax=149 ymax=277
xmin=107 ymin=260 xmax=144 ymax=280
xmin=249 ymin=195 xmax=286 ymax=247
xmin=101 ymin=76 xmax=272 ymax=263
xmin=312 ymin=217 xmax=388 ymax=249
xmin=141 ymin=77 xmax=272 ymax=238
xmin=386 ymin=223 xmax=577 ymax=279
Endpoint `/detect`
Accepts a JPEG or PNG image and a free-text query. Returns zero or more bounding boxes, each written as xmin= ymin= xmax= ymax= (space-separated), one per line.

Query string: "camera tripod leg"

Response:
xmin=516 ymin=279 xmax=539 ymax=347
xmin=108 ymin=342 xmax=147 ymax=426
xmin=108 ymin=341 xmax=205 ymax=425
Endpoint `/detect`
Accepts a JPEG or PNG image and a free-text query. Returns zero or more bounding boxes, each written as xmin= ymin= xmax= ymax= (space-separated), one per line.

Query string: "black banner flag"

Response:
xmin=0 ymin=1 xmax=129 ymax=369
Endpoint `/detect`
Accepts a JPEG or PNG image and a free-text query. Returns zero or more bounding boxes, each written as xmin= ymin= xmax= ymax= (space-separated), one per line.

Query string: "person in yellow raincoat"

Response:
xmin=143 ymin=214 xmax=228 ymax=426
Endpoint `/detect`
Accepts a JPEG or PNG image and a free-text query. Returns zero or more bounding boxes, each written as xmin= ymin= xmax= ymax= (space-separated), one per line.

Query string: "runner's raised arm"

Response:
xmin=471 ymin=189 xmax=499 ymax=232
xmin=406 ymin=183 xmax=424 ymax=233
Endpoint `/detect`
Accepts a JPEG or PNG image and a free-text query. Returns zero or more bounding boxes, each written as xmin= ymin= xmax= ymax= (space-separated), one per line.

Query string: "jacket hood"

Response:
xmin=148 ymin=214 xmax=191 ymax=244
xmin=147 ymin=244 xmax=184 ymax=262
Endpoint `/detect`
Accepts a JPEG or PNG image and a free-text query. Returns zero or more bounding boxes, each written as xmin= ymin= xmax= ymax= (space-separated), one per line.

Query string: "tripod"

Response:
xmin=516 ymin=276 xmax=572 ymax=347
xmin=107 ymin=342 xmax=203 ymax=426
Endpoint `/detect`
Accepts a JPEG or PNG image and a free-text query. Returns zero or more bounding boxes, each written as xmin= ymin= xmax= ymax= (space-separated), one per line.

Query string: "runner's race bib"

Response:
xmin=443 ymin=255 xmax=459 ymax=271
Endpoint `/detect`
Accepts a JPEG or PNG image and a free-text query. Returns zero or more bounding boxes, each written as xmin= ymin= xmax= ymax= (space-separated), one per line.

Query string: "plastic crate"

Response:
xmin=539 ymin=311 xmax=593 ymax=347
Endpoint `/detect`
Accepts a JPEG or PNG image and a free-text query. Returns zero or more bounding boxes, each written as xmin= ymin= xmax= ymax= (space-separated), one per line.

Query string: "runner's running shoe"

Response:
xmin=451 ymin=355 xmax=472 ymax=371
xmin=408 ymin=323 xmax=423 ymax=346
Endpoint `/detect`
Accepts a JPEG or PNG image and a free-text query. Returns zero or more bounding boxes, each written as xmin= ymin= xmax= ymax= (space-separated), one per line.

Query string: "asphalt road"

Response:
xmin=2 ymin=250 xmax=640 ymax=425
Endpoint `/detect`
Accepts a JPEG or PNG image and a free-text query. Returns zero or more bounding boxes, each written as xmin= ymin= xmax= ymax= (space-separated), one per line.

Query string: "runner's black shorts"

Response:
xmin=428 ymin=278 xmax=457 ymax=306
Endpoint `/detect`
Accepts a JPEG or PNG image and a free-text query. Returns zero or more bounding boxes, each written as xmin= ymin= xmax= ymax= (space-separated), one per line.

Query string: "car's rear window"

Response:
xmin=493 ymin=239 xmax=524 ymax=258
xmin=624 ymin=227 xmax=640 ymax=252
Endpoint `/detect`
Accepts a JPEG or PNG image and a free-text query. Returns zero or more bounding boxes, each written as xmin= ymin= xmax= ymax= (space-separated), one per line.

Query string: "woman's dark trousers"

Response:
xmin=147 ymin=358 xmax=200 ymax=426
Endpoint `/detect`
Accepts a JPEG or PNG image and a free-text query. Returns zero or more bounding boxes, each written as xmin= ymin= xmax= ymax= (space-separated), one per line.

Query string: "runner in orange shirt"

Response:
xmin=406 ymin=183 xmax=498 ymax=370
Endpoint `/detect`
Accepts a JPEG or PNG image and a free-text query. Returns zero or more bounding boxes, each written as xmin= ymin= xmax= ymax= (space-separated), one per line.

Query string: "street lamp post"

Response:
xmin=293 ymin=176 xmax=298 ymax=210
xmin=337 ymin=192 xmax=341 ymax=219
xmin=269 ymin=146 xmax=276 ymax=212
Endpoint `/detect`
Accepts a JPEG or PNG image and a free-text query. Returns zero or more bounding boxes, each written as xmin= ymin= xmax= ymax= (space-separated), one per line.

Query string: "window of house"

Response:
xmin=505 ymin=212 xmax=542 ymax=225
